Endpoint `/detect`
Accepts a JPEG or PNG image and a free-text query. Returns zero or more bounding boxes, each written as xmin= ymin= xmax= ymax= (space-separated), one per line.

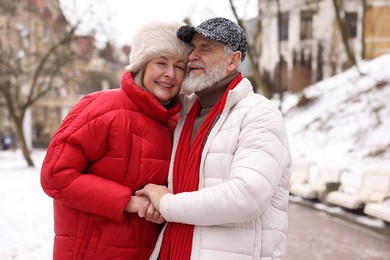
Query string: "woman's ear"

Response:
xmin=227 ymin=51 xmax=242 ymax=72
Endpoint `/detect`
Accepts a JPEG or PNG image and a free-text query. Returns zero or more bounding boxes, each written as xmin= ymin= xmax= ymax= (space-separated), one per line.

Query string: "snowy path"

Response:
xmin=0 ymin=150 xmax=53 ymax=260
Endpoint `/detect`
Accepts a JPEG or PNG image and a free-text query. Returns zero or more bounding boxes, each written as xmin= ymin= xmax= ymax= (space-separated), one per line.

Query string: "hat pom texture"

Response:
xmin=127 ymin=21 xmax=192 ymax=73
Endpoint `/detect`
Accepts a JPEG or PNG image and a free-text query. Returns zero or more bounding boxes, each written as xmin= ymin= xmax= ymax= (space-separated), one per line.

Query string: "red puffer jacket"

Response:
xmin=41 ymin=71 xmax=181 ymax=260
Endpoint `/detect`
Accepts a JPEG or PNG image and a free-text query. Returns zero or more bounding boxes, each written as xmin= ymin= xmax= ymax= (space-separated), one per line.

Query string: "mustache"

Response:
xmin=188 ymin=61 xmax=206 ymax=69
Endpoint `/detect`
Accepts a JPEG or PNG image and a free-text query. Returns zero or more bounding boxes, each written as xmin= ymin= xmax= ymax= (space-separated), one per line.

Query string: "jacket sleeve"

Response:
xmin=160 ymin=101 xmax=291 ymax=225
xmin=40 ymin=94 xmax=132 ymax=223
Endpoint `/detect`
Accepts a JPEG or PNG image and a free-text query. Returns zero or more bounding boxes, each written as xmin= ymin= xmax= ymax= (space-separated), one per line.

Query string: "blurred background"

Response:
xmin=1 ymin=0 xmax=389 ymax=165
xmin=0 ymin=0 xmax=389 ymax=259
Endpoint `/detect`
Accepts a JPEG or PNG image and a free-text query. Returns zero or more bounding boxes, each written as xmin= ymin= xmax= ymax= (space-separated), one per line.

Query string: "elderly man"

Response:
xmin=137 ymin=17 xmax=291 ymax=260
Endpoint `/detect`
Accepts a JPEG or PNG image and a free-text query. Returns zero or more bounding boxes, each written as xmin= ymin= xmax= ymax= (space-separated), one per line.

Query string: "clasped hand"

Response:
xmin=126 ymin=184 xmax=170 ymax=224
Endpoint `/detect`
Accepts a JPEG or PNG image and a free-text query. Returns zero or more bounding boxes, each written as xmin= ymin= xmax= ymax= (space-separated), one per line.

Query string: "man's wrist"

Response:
xmin=159 ymin=193 xmax=173 ymax=218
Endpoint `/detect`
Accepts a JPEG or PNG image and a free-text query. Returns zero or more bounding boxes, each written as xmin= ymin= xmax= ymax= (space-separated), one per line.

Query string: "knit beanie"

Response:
xmin=126 ymin=21 xmax=192 ymax=74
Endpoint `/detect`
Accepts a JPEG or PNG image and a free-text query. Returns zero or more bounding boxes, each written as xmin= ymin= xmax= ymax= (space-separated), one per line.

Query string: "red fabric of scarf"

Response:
xmin=159 ymin=73 xmax=243 ymax=260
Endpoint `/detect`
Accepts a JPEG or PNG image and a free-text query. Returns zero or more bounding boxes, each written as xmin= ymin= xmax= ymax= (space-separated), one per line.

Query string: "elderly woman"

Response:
xmin=40 ymin=21 xmax=191 ymax=260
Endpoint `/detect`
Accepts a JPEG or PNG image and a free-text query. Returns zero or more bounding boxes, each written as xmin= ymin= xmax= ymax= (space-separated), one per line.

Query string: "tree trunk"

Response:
xmin=2 ymin=86 xmax=35 ymax=167
xmin=332 ymin=0 xmax=357 ymax=67
xmin=361 ymin=0 xmax=367 ymax=59
xmin=13 ymin=116 xmax=35 ymax=167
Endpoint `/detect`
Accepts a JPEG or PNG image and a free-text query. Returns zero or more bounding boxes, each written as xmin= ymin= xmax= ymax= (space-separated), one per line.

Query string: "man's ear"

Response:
xmin=227 ymin=51 xmax=242 ymax=72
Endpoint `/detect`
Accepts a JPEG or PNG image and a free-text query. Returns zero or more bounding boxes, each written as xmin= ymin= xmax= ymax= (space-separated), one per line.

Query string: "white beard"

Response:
xmin=182 ymin=59 xmax=229 ymax=93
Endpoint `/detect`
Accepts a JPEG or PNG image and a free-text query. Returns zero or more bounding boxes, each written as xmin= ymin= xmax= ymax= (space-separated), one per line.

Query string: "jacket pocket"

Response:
xmin=79 ymin=215 xmax=105 ymax=259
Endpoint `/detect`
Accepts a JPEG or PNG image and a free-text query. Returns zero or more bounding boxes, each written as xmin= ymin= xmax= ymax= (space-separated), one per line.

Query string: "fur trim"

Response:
xmin=126 ymin=21 xmax=192 ymax=73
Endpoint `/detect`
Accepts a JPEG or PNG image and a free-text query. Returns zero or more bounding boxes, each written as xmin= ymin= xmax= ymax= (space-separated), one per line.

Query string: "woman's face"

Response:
xmin=143 ymin=55 xmax=186 ymax=103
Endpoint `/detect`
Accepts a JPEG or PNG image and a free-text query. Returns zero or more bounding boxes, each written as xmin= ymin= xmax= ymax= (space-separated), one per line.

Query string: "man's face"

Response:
xmin=182 ymin=34 xmax=229 ymax=93
xmin=187 ymin=34 xmax=227 ymax=78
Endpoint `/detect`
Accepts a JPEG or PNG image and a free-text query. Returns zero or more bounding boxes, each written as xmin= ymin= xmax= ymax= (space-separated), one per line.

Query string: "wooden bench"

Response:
xmin=363 ymin=193 xmax=390 ymax=222
xmin=290 ymin=165 xmax=345 ymax=201
xmin=289 ymin=160 xmax=313 ymax=186
xmin=325 ymin=170 xmax=390 ymax=210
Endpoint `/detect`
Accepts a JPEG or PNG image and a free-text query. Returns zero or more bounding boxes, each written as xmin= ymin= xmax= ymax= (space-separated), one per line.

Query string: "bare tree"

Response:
xmin=227 ymin=0 xmax=271 ymax=97
xmin=333 ymin=0 xmax=370 ymax=75
xmin=360 ymin=0 xmax=367 ymax=59
xmin=0 ymin=1 xmax=79 ymax=166
xmin=332 ymin=0 xmax=358 ymax=67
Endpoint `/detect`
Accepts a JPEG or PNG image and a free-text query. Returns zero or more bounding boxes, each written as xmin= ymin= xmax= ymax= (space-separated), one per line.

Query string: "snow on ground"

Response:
xmin=0 ymin=150 xmax=53 ymax=260
xmin=281 ymin=53 xmax=390 ymax=188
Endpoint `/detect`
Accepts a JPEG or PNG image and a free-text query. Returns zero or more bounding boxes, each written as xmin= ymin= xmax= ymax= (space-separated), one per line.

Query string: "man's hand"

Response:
xmin=135 ymin=184 xmax=170 ymax=212
xmin=138 ymin=201 xmax=166 ymax=224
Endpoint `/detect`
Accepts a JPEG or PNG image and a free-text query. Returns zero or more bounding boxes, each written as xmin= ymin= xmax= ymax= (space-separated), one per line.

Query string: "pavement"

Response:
xmin=286 ymin=199 xmax=390 ymax=260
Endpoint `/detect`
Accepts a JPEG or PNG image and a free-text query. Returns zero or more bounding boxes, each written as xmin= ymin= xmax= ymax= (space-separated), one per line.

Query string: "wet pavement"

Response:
xmin=286 ymin=202 xmax=390 ymax=260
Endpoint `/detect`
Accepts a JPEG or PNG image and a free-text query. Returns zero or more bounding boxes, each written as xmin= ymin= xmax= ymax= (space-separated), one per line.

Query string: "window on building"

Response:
xmin=345 ymin=12 xmax=358 ymax=38
xmin=300 ymin=10 xmax=314 ymax=40
xmin=280 ymin=12 xmax=289 ymax=41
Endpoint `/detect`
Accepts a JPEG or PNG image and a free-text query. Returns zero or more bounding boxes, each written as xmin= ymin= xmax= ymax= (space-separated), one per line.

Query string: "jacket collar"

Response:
xmin=120 ymin=71 xmax=181 ymax=124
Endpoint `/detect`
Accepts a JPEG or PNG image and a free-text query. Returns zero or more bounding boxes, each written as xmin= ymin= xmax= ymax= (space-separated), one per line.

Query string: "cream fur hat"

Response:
xmin=126 ymin=21 xmax=192 ymax=73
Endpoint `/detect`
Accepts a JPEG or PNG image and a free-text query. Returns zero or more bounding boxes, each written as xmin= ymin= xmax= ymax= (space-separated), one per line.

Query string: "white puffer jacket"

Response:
xmin=150 ymin=78 xmax=291 ymax=260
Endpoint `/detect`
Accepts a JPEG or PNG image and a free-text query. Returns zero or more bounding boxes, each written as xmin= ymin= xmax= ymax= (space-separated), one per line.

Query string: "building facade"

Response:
xmin=257 ymin=0 xmax=390 ymax=93
xmin=0 ymin=0 xmax=128 ymax=150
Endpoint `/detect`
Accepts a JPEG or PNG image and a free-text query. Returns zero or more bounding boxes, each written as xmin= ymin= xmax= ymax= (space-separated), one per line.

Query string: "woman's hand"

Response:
xmin=138 ymin=201 xmax=166 ymax=224
xmin=125 ymin=194 xmax=166 ymax=224
xmin=135 ymin=184 xmax=170 ymax=211
xmin=125 ymin=195 xmax=150 ymax=213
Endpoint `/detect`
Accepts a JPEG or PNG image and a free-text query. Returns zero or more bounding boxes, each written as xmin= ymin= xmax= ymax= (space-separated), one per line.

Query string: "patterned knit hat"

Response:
xmin=176 ymin=17 xmax=248 ymax=61
xmin=126 ymin=21 xmax=192 ymax=73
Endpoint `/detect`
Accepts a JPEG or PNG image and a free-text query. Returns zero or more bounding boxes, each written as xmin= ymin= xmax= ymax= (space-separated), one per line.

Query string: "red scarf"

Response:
xmin=159 ymin=73 xmax=243 ymax=260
